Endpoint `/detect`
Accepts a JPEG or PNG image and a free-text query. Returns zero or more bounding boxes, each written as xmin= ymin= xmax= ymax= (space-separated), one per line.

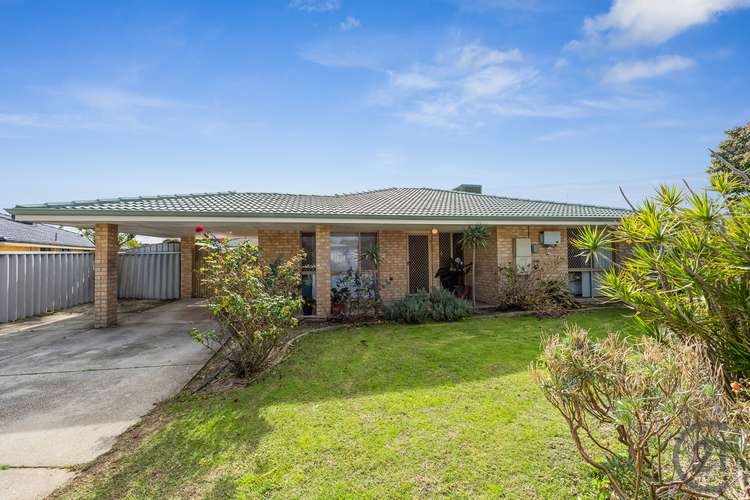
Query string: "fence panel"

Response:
xmin=0 ymin=252 xmax=94 ymax=323
xmin=0 ymin=243 xmax=184 ymax=324
xmin=118 ymin=242 xmax=180 ymax=300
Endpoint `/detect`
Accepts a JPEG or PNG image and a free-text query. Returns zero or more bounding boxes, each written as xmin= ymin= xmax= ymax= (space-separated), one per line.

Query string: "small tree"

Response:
xmin=81 ymin=228 xmax=138 ymax=249
xmin=708 ymin=122 xmax=749 ymax=198
xmin=573 ymin=152 xmax=750 ymax=379
xmin=460 ymin=225 xmax=490 ymax=307
xmin=190 ymin=238 xmax=304 ymax=377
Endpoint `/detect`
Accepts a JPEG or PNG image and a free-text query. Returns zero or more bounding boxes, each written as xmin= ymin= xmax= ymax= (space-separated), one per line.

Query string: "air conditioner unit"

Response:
xmin=541 ymin=231 xmax=561 ymax=246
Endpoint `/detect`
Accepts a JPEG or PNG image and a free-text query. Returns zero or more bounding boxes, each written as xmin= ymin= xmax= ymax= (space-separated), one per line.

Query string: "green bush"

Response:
xmin=190 ymin=239 xmax=303 ymax=377
xmin=384 ymin=291 xmax=431 ymax=323
xmin=573 ymin=128 xmax=750 ymax=378
xmin=429 ymin=288 xmax=473 ymax=322
xmin=384 ymin=288 xmax=472 ymax=324
xmin=534 ymin=325 xmax=750 ymax=498
xmin=497 ymin=259 xmax=578 ymax=317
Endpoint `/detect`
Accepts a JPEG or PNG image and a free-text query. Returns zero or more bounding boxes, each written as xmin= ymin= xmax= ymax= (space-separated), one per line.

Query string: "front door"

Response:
xmin=408 ymin=234 xmax=430 ymax=293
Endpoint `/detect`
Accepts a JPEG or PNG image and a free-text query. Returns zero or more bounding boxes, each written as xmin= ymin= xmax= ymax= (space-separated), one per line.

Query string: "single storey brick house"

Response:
xmin=8 ymin=185 xmax=629 ymax=327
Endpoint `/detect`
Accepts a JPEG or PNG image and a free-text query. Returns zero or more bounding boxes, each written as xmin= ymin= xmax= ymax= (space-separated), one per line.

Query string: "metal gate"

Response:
xmin=408 ymin=235 xmax=430 ymax=293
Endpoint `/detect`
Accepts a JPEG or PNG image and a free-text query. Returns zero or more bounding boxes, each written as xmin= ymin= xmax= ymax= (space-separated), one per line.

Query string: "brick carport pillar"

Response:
xmin=180 ymin=235 xmax=195 ymax=299
xmin=314 ymin=224 xmax=331 ymax=317
xmin=94 ymin=223 xmax=118 ymax=328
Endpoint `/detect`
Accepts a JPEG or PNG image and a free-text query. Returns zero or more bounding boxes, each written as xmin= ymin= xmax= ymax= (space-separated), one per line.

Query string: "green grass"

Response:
xmin=62 ymin=309 xmax=633 ymax=499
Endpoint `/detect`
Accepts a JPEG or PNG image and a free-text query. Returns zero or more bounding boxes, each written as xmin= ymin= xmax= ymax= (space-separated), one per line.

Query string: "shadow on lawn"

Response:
xmin=77 ymin=309 xmax=629 ymax=498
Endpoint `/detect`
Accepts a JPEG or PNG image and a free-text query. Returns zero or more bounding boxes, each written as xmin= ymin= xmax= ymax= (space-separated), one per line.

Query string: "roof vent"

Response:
xmin=453 ymin=184 xmax=482 ymax=194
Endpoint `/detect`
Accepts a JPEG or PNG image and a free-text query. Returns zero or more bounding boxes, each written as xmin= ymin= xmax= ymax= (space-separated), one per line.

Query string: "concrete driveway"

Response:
xmin=0 ymin=300 xmax=213 ymax=500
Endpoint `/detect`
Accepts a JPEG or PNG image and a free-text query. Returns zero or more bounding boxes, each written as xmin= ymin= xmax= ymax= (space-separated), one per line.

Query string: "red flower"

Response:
xmin=731 ymin=381 xmax=741 ymax=393
xmin=195 ymin=226 xmax=205 ymax=233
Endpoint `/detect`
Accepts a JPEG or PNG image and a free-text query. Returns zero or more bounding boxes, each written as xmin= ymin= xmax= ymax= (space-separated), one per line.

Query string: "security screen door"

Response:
xmin=408 ymin=234 xmax=430 ymax=293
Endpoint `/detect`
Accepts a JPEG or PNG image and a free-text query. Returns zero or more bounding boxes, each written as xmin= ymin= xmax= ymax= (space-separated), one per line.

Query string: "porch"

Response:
xmin=87 ymin=222 xmax=611 ymax=326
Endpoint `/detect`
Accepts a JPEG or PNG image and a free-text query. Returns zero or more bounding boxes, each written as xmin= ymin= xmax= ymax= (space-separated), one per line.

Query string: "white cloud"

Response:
xmin=389 ymin=72 xmax=440 ymax=90
xmin=289 ymin=0 xmax=340 ymax=12
xmin=60 ymin=85 xmax=181 ymax=111
xmin=603 ymin=55 xmax=695 ymax=84
xmin=339 ymin=16 xmax=360 ymax=31
xmin=577 ymin=0 xmax=750 ymax=46
xmin=0 ymin=113 xmax=50 ymax=128
xmin=536 ymin=128 xmax=587 ymax=141
xmin=379 ymin=43 xmax=537 ymax=128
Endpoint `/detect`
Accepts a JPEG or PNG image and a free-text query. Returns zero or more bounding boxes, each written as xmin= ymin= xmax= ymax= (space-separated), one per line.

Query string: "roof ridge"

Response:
xmin=413 ymin=187 xmax=629 ymax=212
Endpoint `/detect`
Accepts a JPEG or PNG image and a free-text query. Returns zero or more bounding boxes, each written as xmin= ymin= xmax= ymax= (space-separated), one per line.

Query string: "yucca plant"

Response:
xmin=572 ymin=145 xmax=750 ymax=380
xmin=460 ymin=224 xmax=490 ymax=307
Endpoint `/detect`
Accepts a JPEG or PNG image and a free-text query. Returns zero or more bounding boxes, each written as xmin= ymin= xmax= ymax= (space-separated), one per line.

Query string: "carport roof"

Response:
xmin=8 ymin=187 xmax=629 ymax=222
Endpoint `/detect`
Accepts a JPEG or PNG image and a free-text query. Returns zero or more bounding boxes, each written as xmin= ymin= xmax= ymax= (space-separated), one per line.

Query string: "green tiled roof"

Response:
xmin=9 ymin=188 xmax=629 ymax=221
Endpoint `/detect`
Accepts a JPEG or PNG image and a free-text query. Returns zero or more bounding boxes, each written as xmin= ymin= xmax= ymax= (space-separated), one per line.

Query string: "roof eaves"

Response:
xmin=8 ymin=206 xmax=626 ymax=222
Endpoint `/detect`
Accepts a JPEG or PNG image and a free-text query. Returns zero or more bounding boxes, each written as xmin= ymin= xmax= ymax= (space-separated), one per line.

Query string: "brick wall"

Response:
xmin=379 ymin=230 xmax=408 ymax=301
xmin=529 ymin=226 xmax=568 ymax=281
xmin=258 ymin=230 xmax=301 ymax=262
xmin=430 ymin=231 xmax=440 ymax=289
xmin=472 ymin=225 xmax=571 ymax=303
xmin=473 ymin=226 xmax=499 ymax=303
xmin=314 ymin=225 xmax=331 ymax=317
xmin=180 ymin=236 xmax=195 ymax=299
xmin=94 ymin=223 xmax=118 ymax=328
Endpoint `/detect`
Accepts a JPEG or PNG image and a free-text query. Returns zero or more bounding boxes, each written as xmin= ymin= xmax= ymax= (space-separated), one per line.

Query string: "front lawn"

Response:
xmin=59 ymin=309 xmax=633 ymax=499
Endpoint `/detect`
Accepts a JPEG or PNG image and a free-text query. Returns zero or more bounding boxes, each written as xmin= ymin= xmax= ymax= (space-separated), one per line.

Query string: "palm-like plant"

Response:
xmin=572 ymin=154 xmax=750 ymax=379
xmin=460 ymin=225 xmax=490 ymax=307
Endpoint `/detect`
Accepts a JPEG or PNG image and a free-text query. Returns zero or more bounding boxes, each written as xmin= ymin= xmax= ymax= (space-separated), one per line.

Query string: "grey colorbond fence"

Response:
xmin=118 ymin=242 xmax=180 ymax=300
xmin=0 ymin=252 xmax=94 ymax=323
xmin=0 ymin=242 xmax=182 ymax=324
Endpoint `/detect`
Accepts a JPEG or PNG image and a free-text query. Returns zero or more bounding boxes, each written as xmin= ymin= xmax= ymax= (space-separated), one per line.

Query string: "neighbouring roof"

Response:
xmin=8 ymin=187 xmax=630 ymax=222
xmin=0 ymin=213 xmax=94 ymax=248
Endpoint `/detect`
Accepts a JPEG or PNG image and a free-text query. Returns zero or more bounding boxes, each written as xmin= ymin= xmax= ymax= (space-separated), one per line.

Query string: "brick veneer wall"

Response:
xmin=379 ymin=230 xmax=408 ymax=301
xmin=473 ymin=226 xmax=499 ymax=303
xmin=430 ymin=231 xmax=440 ymax=289
xmin=314 ymin=225 xmax=331 ymax=317
xmin=94 ymin=223 xmax=118 ymax=328
xmin=180 ymin=236 xmax=195 ymax=299
xmin=258 ymin=230 xmax=301 ymax=262
xmin=530 ymin=226 xmax=568 ymax=281
xmin=472 ymin=225 xmax=571 ymax=303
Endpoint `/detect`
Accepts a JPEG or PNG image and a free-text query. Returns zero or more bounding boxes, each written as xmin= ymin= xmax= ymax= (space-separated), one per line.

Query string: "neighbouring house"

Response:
xmin=7 ymin=185 xmax=629 ymax=326
xmin=0 ymin=212 xmax=94 ymax=252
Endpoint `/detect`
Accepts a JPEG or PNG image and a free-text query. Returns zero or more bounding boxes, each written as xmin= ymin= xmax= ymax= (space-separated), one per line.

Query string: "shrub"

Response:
xmin=384 ymin=288 xmax=472 ymax=324
xmin=533 ymin=325 xmax=750 ymax=499
xmin=331 ymin=270 xmax=382 ymax=320
xmin=573 ymin=135 xmax=750 ymax=379
xmin=497 ymin=259 xmax=578 ymax=317
xmin=384 ymin=291 xmax=431 ymax=324
xmin=429 ymin=288 xmax=473 ymax=322
xmin=190 ymin=239 xmax=304 ymax=377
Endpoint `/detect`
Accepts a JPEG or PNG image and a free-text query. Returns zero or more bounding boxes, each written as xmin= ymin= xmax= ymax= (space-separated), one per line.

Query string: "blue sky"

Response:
xmin=1 ymin=0 xmax=749 ymax=211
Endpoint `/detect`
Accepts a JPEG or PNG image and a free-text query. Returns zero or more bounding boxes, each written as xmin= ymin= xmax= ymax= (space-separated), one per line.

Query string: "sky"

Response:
xmin=1 ymin=0 xmax=749 ymax=213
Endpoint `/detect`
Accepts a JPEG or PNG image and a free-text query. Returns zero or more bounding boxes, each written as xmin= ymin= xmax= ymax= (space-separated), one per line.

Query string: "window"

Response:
xmin=330 ymin=232 xmax=378 ymax=288
xmin=567 ymin=227 xmax=613 ymax=298
xmin=300 ymin=232 xmax=316 ymax=272
xmin=300 ymin=233 xmax=316 ymax=315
